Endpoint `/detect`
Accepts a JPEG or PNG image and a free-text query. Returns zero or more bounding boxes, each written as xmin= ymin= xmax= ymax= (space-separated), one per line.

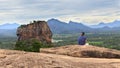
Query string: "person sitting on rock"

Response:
xmin=78 ymin=32 xmax=87 ymax=45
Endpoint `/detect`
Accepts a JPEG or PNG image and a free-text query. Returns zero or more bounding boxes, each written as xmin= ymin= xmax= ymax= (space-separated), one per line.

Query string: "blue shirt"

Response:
xmin=78 ymin=36 xmax=86 ymax=45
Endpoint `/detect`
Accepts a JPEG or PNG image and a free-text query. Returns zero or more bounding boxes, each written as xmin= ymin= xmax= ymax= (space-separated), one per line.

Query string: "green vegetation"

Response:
xmin=0 ymin=37 xmax=53 ymax=52
xmin=0 ymin=42 xmax=2 ymax=44
xmin=53 ymin=33 xmax=120 ymax=50
xmin=15 ymin=39 xmax=53 ymax=52
xmin=87 ymin=33 xmax=120 ymax=50
xmin=0 ymin=37 xmax=16 ymax=49
xmin=0 ymin=32 xmax=120 ymax=51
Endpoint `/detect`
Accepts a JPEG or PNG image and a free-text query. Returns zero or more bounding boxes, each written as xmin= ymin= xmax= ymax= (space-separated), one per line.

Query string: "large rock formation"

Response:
xmin=40 ymin=45 xmax=120 ymax=58
xmin=17 ymin=20 xmax=52 ymax=43
xmin=0 ymin=47 xmax=120 ymax=68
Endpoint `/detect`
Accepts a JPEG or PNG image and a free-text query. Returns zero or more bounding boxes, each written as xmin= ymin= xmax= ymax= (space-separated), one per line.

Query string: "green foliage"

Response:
xmin=87 ymin=33 xmax=120 ymax=50
xmin=19 ymin=25 xmax=26 ymax=28
xmin=1 ymin=32 xmax=120 ymax=51
xmin=0 ymin=37 xmax=16 ymax=49
xmin=15 ymin=39 xmax=53 ymax=52
xmin=0 ymin=42 xmax=2 ymax=44
xmin=53 ymin=33 xmax=120 ymax=50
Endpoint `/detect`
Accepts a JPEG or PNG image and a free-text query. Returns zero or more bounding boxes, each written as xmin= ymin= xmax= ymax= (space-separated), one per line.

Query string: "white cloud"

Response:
xmin=58 ymin=7 xmax=120 ymax=25
xmin=0 ymin=0 xmax=120 ymax=25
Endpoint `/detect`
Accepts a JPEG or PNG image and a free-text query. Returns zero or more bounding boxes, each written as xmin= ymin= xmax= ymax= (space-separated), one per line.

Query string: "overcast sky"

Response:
xmin=0 ymin=0 xmax=120 ymax=25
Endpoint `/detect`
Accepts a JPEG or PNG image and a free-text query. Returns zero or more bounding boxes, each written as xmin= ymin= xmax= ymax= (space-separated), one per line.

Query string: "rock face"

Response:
xmin=0 ymin=48 xmax=120 ymax=68
xmin=40 ymin=45 xmax=120 ymax=58
xmin=17 ymin=21 xmax=52 ymax=43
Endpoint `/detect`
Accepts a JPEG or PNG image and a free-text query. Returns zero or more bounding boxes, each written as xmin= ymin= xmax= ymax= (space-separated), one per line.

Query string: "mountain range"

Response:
xmin=91 ymin=20 xmax=120 ymax=28
xmin=0 ymin=19 xmax=120 ymax=37
xmin=47 ymin=19 xmax=92 ymax=34
xmin=0 ymin=23 xmax=20 ymax=29
xmin=47 ymin=19 xmax=120 ymax=33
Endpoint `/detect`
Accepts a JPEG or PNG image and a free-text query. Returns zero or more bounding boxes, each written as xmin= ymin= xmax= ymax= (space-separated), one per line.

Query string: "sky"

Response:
xmin=0 ymin=0 xmax=120 ymax=25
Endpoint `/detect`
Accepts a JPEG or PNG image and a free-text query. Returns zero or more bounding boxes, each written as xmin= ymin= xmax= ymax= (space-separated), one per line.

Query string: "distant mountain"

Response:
xmin=47 ymin=19 xmax=69 ymax=34
xmin=0 ymin=19 xmax=120 ymax=37
xmin=47 ymin=19 xmax=92 ymax=34
xmin=0 ymin=29 xmax=17 ymax=37
xmin=91 ymin=20 xmax=120 ymax=28
xmin=0 ymin=23 xmax=20 ymax=29
xmin=0 ymin=23 xmax=19 ymax=37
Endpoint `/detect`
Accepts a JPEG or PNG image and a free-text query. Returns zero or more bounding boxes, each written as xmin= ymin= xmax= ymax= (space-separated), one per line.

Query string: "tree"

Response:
xmin=15 ymin=39 xmax=53 ymax=52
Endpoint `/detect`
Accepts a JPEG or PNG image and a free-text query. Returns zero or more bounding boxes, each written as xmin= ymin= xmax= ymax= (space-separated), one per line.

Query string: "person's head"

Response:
xmin=81 ymin=32 xmax=85 ymax=36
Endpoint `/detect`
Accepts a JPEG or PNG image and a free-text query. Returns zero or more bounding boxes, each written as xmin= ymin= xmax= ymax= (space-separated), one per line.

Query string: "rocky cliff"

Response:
xmin=16 ymin=20 xmax=52 ymax=43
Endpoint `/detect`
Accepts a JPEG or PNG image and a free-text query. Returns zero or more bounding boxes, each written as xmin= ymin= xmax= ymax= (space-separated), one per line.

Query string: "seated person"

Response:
xmin=78 ymin=32 xmax=87 ymax=45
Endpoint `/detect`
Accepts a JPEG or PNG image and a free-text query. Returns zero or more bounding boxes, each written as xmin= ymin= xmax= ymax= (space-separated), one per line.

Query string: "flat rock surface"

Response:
xmin=0 ymin=48 xmax=120 ymax=68
xmin=40 ymin=45 xmax=120 ymax=58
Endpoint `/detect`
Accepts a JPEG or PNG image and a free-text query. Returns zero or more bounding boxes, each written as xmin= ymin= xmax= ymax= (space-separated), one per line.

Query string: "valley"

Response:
xmin=1 ymin=32 xmax=120 ymax=50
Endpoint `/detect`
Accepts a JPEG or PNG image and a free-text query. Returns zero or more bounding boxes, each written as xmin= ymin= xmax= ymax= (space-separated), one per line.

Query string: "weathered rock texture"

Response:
xmin=17 ymin=21 xmax=52 ymax=43
xmin=0 ymin=49 xmax=120 ymax=68
xmin=40 ymin=45 xmax=120 ymax=58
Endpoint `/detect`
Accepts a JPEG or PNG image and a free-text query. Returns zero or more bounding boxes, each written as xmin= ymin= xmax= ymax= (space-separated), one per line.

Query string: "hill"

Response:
xmin=0 ymin=19 xmax=120 ymax=35
xmin=47 ymin=19 xmax=92 ymax=34
xmin=0 ymin=23 xmax=19 ymax=29
xmin=0 ymin=45 xmax=120 ymax=68
xmin=0 ymin=29 xmax=17 ymax=37
xmin=91 ymin=20 xmax=120 ymax=28
xmin=0 ymin=23 xmax=19 ymax=37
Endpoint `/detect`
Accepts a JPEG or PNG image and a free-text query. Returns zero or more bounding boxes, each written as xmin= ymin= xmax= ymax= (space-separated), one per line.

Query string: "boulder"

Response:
xmin=40 ymin=45 xmax=120 ymax=58
xmin=16 ymin=20 xmax=52 ymax=44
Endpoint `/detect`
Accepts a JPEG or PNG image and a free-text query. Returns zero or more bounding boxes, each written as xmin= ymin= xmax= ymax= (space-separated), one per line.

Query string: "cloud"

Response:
xmin=0 ymin=0 xmax=120 ymax=25
xmin=58 ymin=8 xmax=120 ymax=25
